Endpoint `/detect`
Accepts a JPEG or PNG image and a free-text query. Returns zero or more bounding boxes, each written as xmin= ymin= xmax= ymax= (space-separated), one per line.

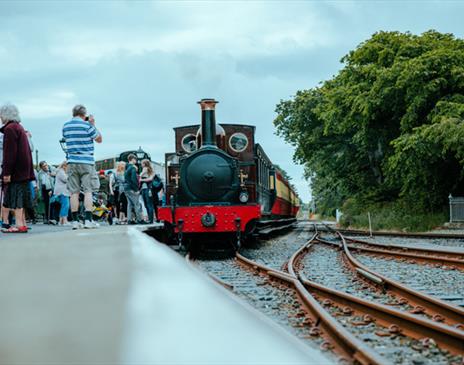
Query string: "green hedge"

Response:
xmin=339 ymin=199 xmax=447 ymax=232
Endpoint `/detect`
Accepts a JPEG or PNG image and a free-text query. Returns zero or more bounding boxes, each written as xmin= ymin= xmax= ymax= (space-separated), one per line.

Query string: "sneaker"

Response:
xmin=84 ymin=220 xmax=99 ymax=229
xmin=72 ymin=221 xmax=83 ymax=230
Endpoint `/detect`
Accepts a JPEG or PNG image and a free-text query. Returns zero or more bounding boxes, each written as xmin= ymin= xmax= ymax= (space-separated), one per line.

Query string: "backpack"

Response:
xmin=152 ymin=176 xmax=163 ymax=193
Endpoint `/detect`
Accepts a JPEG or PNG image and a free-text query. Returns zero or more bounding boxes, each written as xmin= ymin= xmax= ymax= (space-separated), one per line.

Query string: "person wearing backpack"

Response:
xmin=151 ymin=174 xmax=164 ymax=222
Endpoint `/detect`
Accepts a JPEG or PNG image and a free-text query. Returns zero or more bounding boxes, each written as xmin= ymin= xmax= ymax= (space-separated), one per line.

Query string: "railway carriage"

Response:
xmin=95 ymin=150 xmax=165 ymax=177
xmin=158 ymin=98 xmax=299 ymax=248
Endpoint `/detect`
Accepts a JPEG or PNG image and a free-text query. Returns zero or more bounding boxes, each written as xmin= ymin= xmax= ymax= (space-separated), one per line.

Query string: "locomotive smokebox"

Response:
xmin=198 ymin=98 xmax=218 ymax=148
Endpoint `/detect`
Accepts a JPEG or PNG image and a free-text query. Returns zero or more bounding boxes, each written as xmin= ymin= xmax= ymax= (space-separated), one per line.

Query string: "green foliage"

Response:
xmin=275 ymin=30 xmax=464 ymax=221
xmin=339 ymin=200 xmax=447 ymax=232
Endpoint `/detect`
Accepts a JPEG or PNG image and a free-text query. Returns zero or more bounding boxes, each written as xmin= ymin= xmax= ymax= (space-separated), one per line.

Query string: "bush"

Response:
xmin=339 ymin=200 xmax=447 ymax=232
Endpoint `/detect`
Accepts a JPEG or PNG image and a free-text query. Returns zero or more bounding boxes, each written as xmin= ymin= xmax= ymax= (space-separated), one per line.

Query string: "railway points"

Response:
xmin=317 ymin=234 xmax=464 ymax=327
xmin=0 ymin=223 xmax=330 ymax=365
xmin=191 ymin=221 xmax=464 ymax=364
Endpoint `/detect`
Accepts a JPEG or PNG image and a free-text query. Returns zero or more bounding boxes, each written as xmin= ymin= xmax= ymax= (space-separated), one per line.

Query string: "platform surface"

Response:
xmin=0 ymin=225 xmax=332 ymax=364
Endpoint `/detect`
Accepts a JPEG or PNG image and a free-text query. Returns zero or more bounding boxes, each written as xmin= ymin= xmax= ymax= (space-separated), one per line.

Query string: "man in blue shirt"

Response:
xmin=62 ymin=104 xmax=102 ymax=229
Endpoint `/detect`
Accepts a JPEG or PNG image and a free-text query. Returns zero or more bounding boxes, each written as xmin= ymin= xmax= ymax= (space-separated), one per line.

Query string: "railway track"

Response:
xmin=316 ymin=233 xmax=464 ymax=327
xmin=236 ymin=242 xmax=386 ymax=364
xmin=186 ymin=225 xmax=464 ymax=364
xmin=335 ymin=228 xmax=464 ymax=240
xmin=345 ymin=234 xmax=464 ymax=251
xmin=291 ymin=237 xmax=464 ymax=364
xmin=189 ymin=247 xmax=337 ymax=363
xmin=321 ymin=223 xmax=464 ymax=249
xmin=340 ymin=236 xmax=464 ymax=270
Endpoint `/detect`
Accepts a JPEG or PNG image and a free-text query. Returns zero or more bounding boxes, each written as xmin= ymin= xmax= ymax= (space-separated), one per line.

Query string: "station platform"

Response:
xmin=0 ymin=225 xmax=332 ymax=364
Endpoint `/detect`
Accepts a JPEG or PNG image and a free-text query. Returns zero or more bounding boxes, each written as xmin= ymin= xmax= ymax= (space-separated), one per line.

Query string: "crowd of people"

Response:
xmin=0 ymin=102 xmax=164 ymax=233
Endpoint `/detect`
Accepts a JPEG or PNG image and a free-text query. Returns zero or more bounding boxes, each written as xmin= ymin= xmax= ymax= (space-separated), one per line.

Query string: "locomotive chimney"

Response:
xmin=198 ymin=98 xmax=218 ymax=148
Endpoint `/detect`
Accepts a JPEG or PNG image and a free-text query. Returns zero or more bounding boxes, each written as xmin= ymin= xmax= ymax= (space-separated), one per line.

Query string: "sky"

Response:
xmin=0 ymin=1 xmax=463 ymax=202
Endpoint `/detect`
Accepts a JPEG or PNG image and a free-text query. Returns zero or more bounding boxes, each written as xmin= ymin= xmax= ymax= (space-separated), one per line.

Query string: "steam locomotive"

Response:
xmin=158 ymin=98 xmax=299 ymax=248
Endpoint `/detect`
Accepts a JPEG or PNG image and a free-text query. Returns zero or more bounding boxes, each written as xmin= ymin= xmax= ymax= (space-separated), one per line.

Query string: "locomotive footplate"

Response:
xmin=158 ymin=205 xmax=261 ymax=233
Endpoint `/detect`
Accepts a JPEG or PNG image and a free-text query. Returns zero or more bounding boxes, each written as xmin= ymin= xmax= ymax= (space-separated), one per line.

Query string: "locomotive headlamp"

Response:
xmin=136 ymin=146 xmax=145 ymax=160
xmin=239 ymin=191 xmax=249 ymax=203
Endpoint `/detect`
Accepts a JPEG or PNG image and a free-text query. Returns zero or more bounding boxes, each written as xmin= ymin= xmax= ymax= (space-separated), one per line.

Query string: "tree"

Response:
xmin=274 ymin=30 xmax=464 ymax=215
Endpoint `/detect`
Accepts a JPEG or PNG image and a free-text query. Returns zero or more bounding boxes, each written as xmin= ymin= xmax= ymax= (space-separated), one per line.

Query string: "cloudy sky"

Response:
xmin=0 ymin=1 xmax=462 ymax=202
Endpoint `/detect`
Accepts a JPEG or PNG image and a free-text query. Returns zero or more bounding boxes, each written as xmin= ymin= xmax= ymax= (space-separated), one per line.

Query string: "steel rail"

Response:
xmin=288 ymin=239 xmax=464 ymax=356
xmin=343 ymin=237 xmax=464 ymax=270
xmin=318 ymin=233 xmax=464 ymax=328
xmin=346 ymin=236 xmax=464 ymax=259
xmin=335 ymin=227 xmax=464 ymax=240
xmin=236 ymin=235 xmax=388 ymax=365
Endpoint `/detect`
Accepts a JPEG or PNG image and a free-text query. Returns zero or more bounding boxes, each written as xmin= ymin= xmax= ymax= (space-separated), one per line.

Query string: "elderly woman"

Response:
xmin=0 ymin=103 xmax=35 ymax=233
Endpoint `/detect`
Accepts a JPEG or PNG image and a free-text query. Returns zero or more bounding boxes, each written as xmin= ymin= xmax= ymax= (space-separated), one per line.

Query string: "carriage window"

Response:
xmin=181 ymin=134 xmax=197 ymax=153
xmin=166 ymin=154 xmax=179 ymax=166
xmin=229 ymin=133 xmax=248 ymax=153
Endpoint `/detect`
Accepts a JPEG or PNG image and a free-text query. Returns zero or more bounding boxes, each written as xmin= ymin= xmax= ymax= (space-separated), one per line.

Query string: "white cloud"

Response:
xmin=18 ymin=90 xmax=77 ymax=119
xmin=1 ymin=0 xmax=463 ymax=203
xmin=41 ymin=2 xmax=334 ymax=66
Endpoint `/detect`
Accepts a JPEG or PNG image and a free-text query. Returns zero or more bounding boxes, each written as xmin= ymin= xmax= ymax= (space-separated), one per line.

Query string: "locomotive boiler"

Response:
xmin=158 ymin=98 xmax=299 ymax=249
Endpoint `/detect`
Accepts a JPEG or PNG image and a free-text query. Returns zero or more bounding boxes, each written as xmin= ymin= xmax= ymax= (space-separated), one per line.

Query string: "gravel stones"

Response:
xmin=301 ymin=244 xmax=413 ymax=310
xmin=355 ymin=252 xmax=464 ymax=307
xmin=195 ymin=257 xmax=332 ymax=356
xmin=241 ymin=223 xmax=313 ymax=271
xmin=327 ymin=308 xmax=458 ymax=364
xmin=300 ymin=243 xmax=463 ymax=364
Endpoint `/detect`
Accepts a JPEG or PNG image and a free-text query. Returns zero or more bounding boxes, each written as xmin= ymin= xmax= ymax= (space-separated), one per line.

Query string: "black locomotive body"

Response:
xmin=158 ymin=99 xmax=299 ymax=247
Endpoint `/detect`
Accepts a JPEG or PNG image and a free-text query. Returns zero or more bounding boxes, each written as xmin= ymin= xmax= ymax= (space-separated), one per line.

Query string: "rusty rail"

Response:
xmin=344 ymin=236 xmax=464 ymax=270
xmin=288 ymin=238 xmax=464 ymax=356
xmin=316 ymin=234 xmax=464 ymax=328
xmin=236 ymin=235 xmax=388 ymax=365
xmin=334 ymin=227 xmax=464 ymax=240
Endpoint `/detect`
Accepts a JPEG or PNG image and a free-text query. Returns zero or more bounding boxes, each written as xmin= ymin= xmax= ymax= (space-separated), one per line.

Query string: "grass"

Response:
xmin=339 ymin=200 xmax=448 ymax=232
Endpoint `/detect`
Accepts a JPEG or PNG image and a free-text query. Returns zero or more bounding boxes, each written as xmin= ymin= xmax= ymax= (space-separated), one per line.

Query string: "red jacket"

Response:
xmin=1 ymin=121 xmax=35 ymax=182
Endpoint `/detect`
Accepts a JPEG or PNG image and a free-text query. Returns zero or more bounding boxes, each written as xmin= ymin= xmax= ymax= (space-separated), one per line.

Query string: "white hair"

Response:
xmin=0 ymin=103 xmax=21 ymax=123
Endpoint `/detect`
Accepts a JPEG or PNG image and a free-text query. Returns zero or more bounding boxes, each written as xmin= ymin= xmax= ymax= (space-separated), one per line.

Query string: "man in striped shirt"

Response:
xmin=62 ymin=104 xmax=103 ymax=229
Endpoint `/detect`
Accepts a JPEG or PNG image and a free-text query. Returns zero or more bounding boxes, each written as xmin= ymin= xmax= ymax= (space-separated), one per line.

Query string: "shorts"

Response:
xmin=3 ymin=182 xmax=32 ymax=209
xmin=67 ymin=163 xmax=95 ymax=194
